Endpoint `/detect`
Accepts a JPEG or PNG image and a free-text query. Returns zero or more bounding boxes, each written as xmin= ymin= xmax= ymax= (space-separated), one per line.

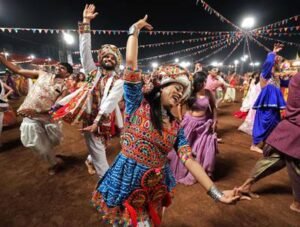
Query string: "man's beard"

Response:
xmin=101 ymin=61 xmax=116 ymax=71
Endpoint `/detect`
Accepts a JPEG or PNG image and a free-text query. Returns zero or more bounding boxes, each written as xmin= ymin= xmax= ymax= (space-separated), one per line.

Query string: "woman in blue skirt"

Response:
xmin=82 ymin=5 xmax=244 ymax=226
xmin=251 ymin=44 xmax=286 ymax=153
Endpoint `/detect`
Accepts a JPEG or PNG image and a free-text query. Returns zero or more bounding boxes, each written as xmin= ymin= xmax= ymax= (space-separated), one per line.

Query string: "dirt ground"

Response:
xmin=1 ymin=95 xmax=300 ymax=227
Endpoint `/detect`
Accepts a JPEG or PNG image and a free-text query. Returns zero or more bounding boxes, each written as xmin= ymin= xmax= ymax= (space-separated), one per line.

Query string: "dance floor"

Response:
xmin=1 ymin=96 xmax=299 ymax=227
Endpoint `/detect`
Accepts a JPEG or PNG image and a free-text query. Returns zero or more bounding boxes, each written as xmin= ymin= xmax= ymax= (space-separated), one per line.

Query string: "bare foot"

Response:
xmin=217 ymin=138 xmax=223 ymax=143
xmin=238 ymin=178 xmax=260 ymax=199
xmin=290 ymin=201 xmax=300 ymax=213
xmin=250 ymin=145 xmax=263 ymax=154
xmin=85 ymin=160 xmax=96 ymax=175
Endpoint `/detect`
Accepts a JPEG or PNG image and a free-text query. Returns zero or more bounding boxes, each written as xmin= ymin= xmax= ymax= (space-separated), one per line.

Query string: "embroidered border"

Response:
xmin=178 ymin=145 xmax=192 ymax=164
xmin=124 ymin=68 xmax=142 ymax=84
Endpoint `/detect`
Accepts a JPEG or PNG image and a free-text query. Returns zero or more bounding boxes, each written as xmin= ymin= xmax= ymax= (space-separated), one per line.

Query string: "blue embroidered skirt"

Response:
xmin=253 ymin=84 xmax=286 ymax=109
xmin=96 ymin=153 xmax=176 ymax=208
xmin=252 ymin=84 xmax=286 ymax=144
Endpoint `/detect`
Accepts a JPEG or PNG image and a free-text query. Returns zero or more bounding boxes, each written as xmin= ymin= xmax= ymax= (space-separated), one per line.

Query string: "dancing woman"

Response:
xmin=250 ymin=44 xmax=286 ymax=153
xmin=238 ymin=72 xmax=261 ymax=135
xmin=223 ymin=73 xmax=238 ymax=103
xmin=91 ymin=15 xmax=241 ymax=227
xmin=168 ymin=72 xmax=218 ymax=184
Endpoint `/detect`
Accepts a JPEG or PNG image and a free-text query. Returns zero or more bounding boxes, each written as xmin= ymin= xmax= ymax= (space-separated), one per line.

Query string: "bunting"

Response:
xmin=248 ymin=35 xmax=272 ymax=52
xmin=251 ymin=15 xmax=299 ymax=32
xmin=196 ymin=0 xmax=241 ymax=31
xmin=138 ymin=36 xmax=239 ymax=62
xmin=0 ymin=26 xmax=235 ymax=36
xmin=221 ymin=37 xmax=244 ymax=63
xmin=72 ymin=34 xmax=238 ymax=55
xmin=194 ymin=41 xmax=234 ymax=63
xmin=254 ymin=34 xmax=300 ymax=47
xmin=160 ymin=37 xmax=242 ymax=65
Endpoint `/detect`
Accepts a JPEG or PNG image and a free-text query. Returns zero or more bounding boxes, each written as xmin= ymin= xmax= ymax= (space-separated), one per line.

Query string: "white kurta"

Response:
xmin=79 ymin=32 xmax=124 ymax=177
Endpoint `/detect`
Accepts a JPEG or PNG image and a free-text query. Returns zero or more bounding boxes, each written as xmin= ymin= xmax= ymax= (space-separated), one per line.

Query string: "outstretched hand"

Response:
xmin=79 ymin=123 xmax=98 ymax=133
xmin=273 ymin=43 xmax=284 ymax=53
xmin=134 ymin=15 xmax=153 ymax=31
xmin=219 ymin=188 xmax=251 ymax=204
xmin=83 ymin=4 xmax=99 ymax=23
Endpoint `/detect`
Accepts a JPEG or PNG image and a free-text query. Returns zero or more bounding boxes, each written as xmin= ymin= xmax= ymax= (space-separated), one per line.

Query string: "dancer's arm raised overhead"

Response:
xmin=79 ymin=4 xmax=99 ymax=74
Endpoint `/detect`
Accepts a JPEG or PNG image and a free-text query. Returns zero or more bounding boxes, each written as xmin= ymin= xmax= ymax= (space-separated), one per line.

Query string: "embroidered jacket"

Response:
xmin=122 ymin=69 xmax=192 ymax=167
xmin=18 ymin=72 xmax=66 ymax=120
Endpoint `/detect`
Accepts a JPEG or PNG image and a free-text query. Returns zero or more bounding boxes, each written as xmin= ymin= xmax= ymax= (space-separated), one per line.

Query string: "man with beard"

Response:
xmin=0 ymin=54 xmax=73 ymax=175
xmin=78 ymin=4 xmax=123 ymax=178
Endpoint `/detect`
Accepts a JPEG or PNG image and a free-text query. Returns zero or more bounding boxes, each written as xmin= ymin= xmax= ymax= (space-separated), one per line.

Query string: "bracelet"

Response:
xmin=78 ymin=22 xmax=91 ymax=34
xmin=207 ymin=185 xmax=223 ymax=202
xmin=128 ymin=24 xmax=140 ymax=37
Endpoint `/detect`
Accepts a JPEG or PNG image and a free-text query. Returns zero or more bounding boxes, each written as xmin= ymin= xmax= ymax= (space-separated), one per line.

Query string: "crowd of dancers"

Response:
xmin=0 ymin=4 xmax=299 ymax=226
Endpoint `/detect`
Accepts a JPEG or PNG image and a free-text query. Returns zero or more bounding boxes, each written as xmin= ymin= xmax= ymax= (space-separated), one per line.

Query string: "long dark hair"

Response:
xmin=144 ymin=83 xmax=175 ymax=134
xmin=187 ymin=72 xmax=215 ymax=116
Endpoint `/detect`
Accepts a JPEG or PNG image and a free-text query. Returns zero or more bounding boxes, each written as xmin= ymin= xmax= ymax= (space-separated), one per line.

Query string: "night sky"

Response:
xmin=0 ymin=0 xmax=299 ymax=70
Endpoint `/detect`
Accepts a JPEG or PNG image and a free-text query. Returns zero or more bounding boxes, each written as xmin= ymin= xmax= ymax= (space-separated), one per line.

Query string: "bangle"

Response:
xmin=128 ymin=24 xmax=140 ymax=37
xmin=207 ymin=185 xmax=223 ymax=202
xmin=78 ymin=22 xmax=91 ymax=34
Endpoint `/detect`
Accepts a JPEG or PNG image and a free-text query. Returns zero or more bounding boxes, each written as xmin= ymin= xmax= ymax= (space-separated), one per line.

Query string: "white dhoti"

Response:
xmin=84 ymin=132 xmax=109 ymax=178
xmin=20 ymin=117 xmax=62 ymax=166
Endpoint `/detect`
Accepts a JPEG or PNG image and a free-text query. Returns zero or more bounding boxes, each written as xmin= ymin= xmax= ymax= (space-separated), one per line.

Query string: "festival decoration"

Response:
xmin=72 ymin=34 xmax=237 ymax=55
xmin=254 ymin=34 xmax=300 ymax=47
xmin=251 ymin=15 xmax=299 ymax=32
xmin=138 ymin=36 xmax=239 ymax=62
xmin=196 ymin=0 xmax=241 ymax=31
xmin=0 ymin=27 xmax=235 ymax=36
xmin=0 ymin=3 xmax=298 ymax=66
xmin=222 ymin=38 xmax=244 ymax=63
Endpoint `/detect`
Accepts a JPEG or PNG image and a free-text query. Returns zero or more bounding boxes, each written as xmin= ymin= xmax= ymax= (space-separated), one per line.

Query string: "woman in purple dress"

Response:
xmin=168 ymin=72 xmax=218 ymax=184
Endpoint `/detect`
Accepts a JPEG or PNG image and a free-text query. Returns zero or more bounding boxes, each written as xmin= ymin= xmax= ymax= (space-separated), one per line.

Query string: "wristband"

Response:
xmin=128 ymin=24 xmax=140 ymax=37
xmin=78 ymin=22 xmax=91 ymax=34
xmin=207 ymin=185 xmax=223 ymax=202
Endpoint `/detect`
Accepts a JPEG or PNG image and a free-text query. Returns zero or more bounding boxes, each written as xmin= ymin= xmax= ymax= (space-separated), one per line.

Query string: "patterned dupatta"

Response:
xmin=52 ymin=69 xmax=103 ymax=124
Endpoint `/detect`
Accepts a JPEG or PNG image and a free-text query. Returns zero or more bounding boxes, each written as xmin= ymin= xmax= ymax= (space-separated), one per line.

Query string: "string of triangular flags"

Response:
xmin=254 ymin=34 xmax=300 ymax=47
xmin=138 ymin=36 xmax=239 ymax=62
xmin=254 ymin=32 xmax=300 ymax=37
xmin=72 ymin=33 xmax=239 ymax=55
xmin=251 ymin=15 xmax=299 ymax=32
xmin=0 ymin=27 xmax=235 ymax=36
xmin=196 ymin=0 xmax=241 ymax=31
xmin=194 ymin=39 xmax=237 ymax=63
xmin=222 ymin=38 xmax=244 ymax=63
xmin=161 ymin=36 xmax=242 ymax=65
xmin=248 ymin=35 xmax=272 ymax=52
